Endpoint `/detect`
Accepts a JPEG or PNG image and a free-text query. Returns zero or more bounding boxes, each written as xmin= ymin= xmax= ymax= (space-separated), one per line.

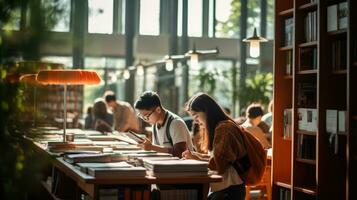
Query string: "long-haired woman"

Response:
xmin=182 ymin=93 xmax=246 ymax=200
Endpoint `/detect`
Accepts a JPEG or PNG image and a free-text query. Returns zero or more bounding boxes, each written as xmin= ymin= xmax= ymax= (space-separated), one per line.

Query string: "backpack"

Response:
xmin=232 ymin=123 xmax=267 ymax=186
xmin=153 ymin=114 xmax=176 ymax=145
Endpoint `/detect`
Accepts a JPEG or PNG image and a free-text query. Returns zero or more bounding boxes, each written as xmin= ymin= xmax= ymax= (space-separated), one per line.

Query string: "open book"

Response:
xmin=112 ymin=131 xmax=145 ymax=144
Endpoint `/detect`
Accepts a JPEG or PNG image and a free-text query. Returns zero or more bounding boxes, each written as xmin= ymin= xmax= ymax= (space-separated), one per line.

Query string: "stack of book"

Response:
xmin=144 ymin=159 xmax=208 ymax=177
xmin=76 ymin=161 xmax=146 ymax=179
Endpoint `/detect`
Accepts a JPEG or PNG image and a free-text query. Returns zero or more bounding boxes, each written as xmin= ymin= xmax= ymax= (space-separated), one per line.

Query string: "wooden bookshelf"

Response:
xmin=279 ymin=46 xmax=294 ymax=51
xmin=298 ymin=2 xmax=318 ymax=11
xmin=348 ymin=1 xmax=357 ymax=199
xmin=298 ymin=41 xmax=318 ymax=48
xmin=293 ymin=186 xmax=316 ymax=195
xmin=279 ymin=8 xmax=294 ymax=16
xmin=295 ymin=158 xmax=316 ymax=165
xmin=273 ymin=0 xmax=355 ymax=199
xmin=296 ymin=130 xmax=316 ymax=136
xmin=275 ymin=181 xmax=291 ymax=189
xmin=327 ymin=29 xmax=347 ymax=36
xmin=297 ymin=69 xmax=317 ymax=74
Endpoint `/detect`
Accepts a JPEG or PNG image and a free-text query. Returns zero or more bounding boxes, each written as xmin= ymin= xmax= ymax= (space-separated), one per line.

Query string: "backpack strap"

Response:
xmin=152 ymin=113 xmax=177 ymax=146
xmin=165 ymin=115 xmax=176 ymax=146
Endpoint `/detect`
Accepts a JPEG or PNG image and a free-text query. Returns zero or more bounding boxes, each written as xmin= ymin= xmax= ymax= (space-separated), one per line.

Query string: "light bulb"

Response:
xmin=137 ymin=65 xmax=144 ymax=76
xmin=123 ymin=70 xmax=130 ymax=79
xmin=249 ymin=41 xmax=260 ymax=58
xmin=190 ymin=53 xmax=199 ymax=68
xmin=165 ymin=59 xmax=174 ymax=71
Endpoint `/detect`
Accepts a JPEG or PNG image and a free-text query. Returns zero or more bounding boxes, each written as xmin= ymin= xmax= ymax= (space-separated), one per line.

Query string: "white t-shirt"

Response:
xmin=152 ymin=111 xmax=194 ymax=151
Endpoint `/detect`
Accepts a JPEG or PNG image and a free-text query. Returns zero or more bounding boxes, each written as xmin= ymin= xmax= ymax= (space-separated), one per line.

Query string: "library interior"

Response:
xmin=0 ymin=0 xmax=356 ymax=199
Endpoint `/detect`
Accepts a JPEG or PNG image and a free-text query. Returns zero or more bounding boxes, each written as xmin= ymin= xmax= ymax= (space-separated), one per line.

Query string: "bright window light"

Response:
xmin=188 ymin=0 xmax=202 ymax=37
xmin=139 ymin=0 xmax=160 ymax=35
xmin=88 ymin=0 xmax=113 ymax=34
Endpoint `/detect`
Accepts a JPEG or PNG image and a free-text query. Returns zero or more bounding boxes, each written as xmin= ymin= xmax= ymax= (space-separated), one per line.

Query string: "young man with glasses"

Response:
xmin=134 ymin=91 xmax=193 ymax=158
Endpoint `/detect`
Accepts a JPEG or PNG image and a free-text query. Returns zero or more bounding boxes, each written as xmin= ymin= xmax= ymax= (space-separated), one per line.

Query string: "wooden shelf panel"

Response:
xmin=332 ymin=70 xmax=347 ymax=74
xmin=296 ymin=158 xmax=316 ymax=165
xmin=296 ymin=130 xmax=317 ymax=136
xmin=298 ymin=2 xmax=317 ymax=11
xmin=298 ymin=41 xmax=318 ymax=48
xmin=275 ymin=181 xmax=291 ymax=189
xmin=283 ymin=75 xmax=293 ymax=79
xmin=297 ymin=69 xmax=317 ymax=74
xmin=327 ymin=29 xmax=347 ymax=36
xmin=294 ymin=186 xmax=316 ymax=196
xmin=279 ymin=8 xmax=294 ymax=16
xmin=353 ymin=62 xmax=357 ymax=67
xmin=279 ymin=46 xmax=293 ymax=51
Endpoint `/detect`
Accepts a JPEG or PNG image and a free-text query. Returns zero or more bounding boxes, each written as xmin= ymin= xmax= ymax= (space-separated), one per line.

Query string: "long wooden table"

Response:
xmin=31 ymin=139 xmax=222 ymax=200
xmin=53 ymin=157 xmax=222 ymax=200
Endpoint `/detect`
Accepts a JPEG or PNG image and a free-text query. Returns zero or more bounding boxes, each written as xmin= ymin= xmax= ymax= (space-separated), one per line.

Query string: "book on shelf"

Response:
xmin=285 ymin=51 xmax=293 ymax=76
xmin=284 ymin=17 xmax=294 ymax=47
xmin=338 ymin=2 xmax=348 ymax=30
xmin=279 ymin=188 xmax=291 ymax=200
xmin=338 ymin=111 xmax=346 ymax=134
xmin=326 ymin=109 xmax=338 ymax=135
xmin=299 ymin=47 xmax=317 ymax=71
xmin=327 ymin=4 xmax=338 ymax=32
xmin=283 ymin=109 xmax=293 ymax=139
xmin=304 ymin=11 xmax=317 ymax=42
xmin=297 ymin=134 xmax=316 ymax=160
xmin=327 ymin=2 xmax=348 ymax=32
xmin=331 ymin=39 xmax=347 ymax=72
xmin=297 ymin=108 xmax=317 ymax=132
xmin=297 ymin=82 xmax=317 ymax=107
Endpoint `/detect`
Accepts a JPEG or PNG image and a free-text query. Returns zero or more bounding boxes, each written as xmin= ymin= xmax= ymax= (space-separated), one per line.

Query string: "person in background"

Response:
xmin=242 ymin=103 xmax=271 ymax=149
xmin=84 ymin=105 xmax=93 ymax=129
xmin=104 ymin=91 xmax=140 ymax=133
xmin=235 ymin=108 xmax=247 ymax=125
xmin=262 ymin=99 xmax=273 ymax=131
xmin=92 ymin=98 xmax=113 ymax=133
xmin=134 ymin=91 xmax=193 ymax=158
xmin=182 ymin=93 xmax=246 ymax=200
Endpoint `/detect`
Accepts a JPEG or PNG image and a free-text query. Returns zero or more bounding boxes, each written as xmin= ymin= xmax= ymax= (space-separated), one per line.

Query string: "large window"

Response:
xmin=189 ymin=60 xmax=233 ymax=110
xmin=84 ymin=57 xmax=125 ymax=111
xmin=187 ymin=0 xmax=203 ymax=37
xmin=42 ymin=0 xmax=71 ymax=32
xmin=139 ymin=0 xmax=160 ymax=35
xmin=215 ymin=0 xmax=236 ymax=38
xmin=88 ymin=0 xmax=114 ymax=34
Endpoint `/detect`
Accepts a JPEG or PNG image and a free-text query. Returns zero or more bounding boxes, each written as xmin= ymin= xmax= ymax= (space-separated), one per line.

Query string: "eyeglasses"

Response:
xmin=137 ymin=109 xmax=156 ymax=121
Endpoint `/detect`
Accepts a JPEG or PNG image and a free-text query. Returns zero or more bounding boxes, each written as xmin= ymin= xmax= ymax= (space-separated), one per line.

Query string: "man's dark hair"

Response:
xmin=104 ymin=93 xmax=116 ymax=103
xmin=134 ymin=91 xmax=162 ymax=110
xmin=246 ymin=103 xmax=264 ymax=119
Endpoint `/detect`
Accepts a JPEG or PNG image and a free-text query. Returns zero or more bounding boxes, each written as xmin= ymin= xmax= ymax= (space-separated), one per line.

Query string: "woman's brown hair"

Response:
xmin=186 ymin=93 xmax=233 ymax=150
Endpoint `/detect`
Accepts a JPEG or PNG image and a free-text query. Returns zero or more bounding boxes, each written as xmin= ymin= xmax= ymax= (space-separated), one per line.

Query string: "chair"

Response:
xmin=245 ymin=150 xmax=272 ymax=200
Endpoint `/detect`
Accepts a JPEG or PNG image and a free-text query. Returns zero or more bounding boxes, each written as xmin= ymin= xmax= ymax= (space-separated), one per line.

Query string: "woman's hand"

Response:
xmin=182 ymin=150 xmax=197 ymax=160
xmin=137 ymin=138 xmax=152 ymax=151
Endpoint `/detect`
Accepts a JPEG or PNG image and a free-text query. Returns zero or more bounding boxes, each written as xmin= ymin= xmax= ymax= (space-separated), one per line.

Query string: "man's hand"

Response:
xmin=137 ymin=138 xmax=152 ymax=151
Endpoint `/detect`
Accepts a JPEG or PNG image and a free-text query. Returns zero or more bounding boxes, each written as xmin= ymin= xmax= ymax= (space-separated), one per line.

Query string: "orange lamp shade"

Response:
xmin=20 ymin=74 xmax=38 ymax=85
xmin=36 ymin=70 xmax=101 ymax=85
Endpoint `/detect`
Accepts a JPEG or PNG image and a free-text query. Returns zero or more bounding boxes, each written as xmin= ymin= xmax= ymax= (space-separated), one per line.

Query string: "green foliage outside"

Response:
xmin=0 ymin=0 xmax=66 ymax=199
xmin=239 ymin=72 xmax=273 ymax=109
